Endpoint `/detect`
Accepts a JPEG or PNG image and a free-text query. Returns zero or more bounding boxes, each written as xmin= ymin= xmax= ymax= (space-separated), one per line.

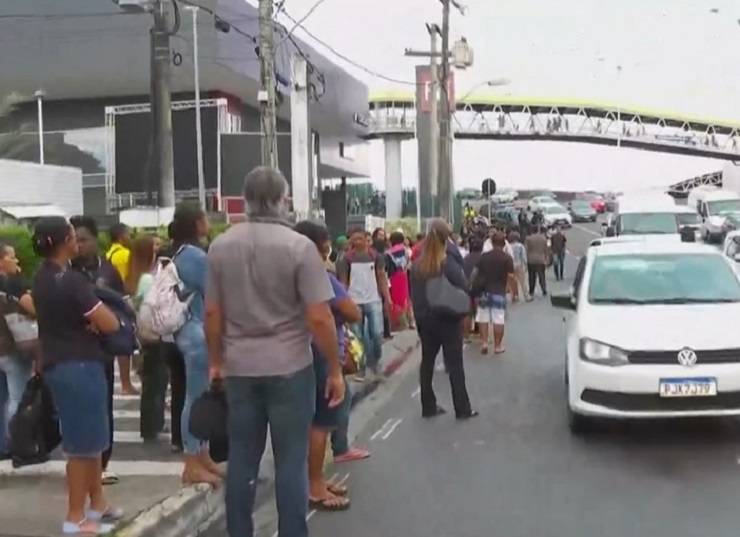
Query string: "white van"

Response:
xmin=603 ymin=195 xmax=681 ymax=241
xmin=687 ymin=188 xmax=740 ymax=243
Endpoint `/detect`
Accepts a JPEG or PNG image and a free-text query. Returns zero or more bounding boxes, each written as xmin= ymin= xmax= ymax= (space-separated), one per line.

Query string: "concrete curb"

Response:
xmin=112 ymin=331 xmax=419 ymax=537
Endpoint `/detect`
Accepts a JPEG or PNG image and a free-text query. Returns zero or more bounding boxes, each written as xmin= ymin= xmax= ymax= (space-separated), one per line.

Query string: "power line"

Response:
xmin=279 ymin=0 xmax=327 ymax=45
xmin=280 ymin=9 xmax=416 ymax=86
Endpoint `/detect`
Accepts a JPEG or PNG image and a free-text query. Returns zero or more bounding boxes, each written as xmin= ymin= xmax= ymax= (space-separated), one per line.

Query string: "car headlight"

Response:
xmin=579 ymin=338 xmax=629 ymax=366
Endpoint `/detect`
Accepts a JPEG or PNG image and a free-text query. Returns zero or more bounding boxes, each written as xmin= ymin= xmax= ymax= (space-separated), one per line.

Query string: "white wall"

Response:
xmin=0 ymin=159 xmax=83 ymax=217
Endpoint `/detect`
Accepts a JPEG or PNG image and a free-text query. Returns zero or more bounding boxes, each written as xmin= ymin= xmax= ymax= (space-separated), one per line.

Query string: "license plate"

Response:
xmin=659 ymin=377 xmax=717 ymax=398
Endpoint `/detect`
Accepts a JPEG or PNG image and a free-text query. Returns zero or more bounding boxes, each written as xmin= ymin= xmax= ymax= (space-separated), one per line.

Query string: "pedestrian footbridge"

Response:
xmin=369 ymin=91 xmax=740 ymax=218
xmin=366 ymin=91 xmax=740 ymax=160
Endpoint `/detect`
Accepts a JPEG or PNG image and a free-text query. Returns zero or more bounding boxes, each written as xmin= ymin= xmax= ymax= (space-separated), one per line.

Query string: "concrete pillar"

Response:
xmin=384 ymin=136 xmax=403 ymax=220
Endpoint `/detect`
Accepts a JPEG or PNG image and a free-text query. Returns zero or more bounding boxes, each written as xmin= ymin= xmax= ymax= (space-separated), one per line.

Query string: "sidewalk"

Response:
xmin=0 ymin=330 xmax=419 ymax=537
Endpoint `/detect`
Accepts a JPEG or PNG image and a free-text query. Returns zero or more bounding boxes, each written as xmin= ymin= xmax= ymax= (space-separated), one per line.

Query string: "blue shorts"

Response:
xmin=45 ymin=361 xmax=110 ymax=458
xmin=312 ymin=349 xmax=342 ymax=430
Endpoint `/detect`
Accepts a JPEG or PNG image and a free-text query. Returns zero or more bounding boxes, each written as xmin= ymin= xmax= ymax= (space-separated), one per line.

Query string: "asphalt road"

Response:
xmin=306 ymin=221 xmax=740 ymax=537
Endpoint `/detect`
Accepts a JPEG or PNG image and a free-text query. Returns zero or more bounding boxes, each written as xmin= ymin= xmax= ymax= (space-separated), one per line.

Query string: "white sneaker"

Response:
xmin=62 ymin=519 xmax=114 ymax=535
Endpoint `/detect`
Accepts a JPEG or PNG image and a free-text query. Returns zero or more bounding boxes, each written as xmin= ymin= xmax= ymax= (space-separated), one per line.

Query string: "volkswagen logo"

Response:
xmin=677 ymin=348 xmax=698 ymax=367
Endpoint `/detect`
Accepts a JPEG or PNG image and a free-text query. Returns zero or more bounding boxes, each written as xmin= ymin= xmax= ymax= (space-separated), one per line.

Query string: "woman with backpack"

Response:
xmin=170 ymin=204 xmax=222 ymax=486
xmin=410 ymin=218 xmax=477 ymax=420
xmin=31 ymin=217 xmax=122 ymax=535
xmin=125 ymin=235 xmax=169 ymax=442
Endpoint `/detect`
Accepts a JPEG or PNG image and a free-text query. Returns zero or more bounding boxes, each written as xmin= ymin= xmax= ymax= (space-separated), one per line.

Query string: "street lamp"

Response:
xmin=183 ymin=5 xmax=206 ymax=211
xmin=458 ymin=78 xmax=511 ymax=103
xmin=34 ymin=90 xmax=45 ymax=165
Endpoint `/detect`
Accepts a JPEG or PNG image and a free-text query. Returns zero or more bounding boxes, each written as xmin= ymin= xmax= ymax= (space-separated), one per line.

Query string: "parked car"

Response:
xmin=722 ymin=230 xmax=740 ymax=268
xmin=569 ymin=200 xmax=598 ymax=222
xmin=552 ymin=241 xmax=740 ymax=433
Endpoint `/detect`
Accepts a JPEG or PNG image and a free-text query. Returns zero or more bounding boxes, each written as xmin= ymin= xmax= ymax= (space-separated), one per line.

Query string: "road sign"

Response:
xmin=482 ymin=178 xmax=496 ymax=197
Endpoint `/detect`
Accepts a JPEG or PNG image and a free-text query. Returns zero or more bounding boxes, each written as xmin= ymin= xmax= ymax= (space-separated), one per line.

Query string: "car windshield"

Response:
xmin=588 ymin=254 xmax=740 ymax=304
xmin=544 ymin=205 xmax=566 ymax=214
xmin=572 ymin=201 xmax=592 ymax=211
xmin=676 ymin=212 xmax=700 ymax=226
xmin=619 ymin=212 xmax=678 ymax=235
xmin=708 ymin=199 xmax=740 ymax=215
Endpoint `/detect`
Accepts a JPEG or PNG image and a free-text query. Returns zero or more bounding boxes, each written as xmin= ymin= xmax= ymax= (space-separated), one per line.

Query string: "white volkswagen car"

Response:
xmin=551 ymin=241 xmax=740 ymax=433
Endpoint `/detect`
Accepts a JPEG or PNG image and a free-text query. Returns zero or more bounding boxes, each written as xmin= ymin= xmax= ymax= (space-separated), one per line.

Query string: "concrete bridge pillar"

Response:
xmin=384 ymin=136 xmax=403 ymax=220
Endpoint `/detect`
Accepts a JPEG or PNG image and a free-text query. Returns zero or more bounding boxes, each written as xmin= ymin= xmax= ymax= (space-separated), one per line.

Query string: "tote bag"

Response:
xmin=426 ymin=274 xmax=470 ymax=317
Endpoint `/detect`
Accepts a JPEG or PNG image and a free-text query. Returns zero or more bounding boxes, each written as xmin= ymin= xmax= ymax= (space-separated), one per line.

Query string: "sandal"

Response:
xmin=62 ymin=518 xmax=113 ymax=535
xmin=326 ymin=482 xmax=348 ymax=496
xmin=101 ymin=471 xmax=119 ymax=485
xmin=309 ymin=495 xmax=351 ymax=511
xmin=480 ymin=346 xmax=489 ymax=355
xmin=494 ymin=346 xmax=506 ymax=354
xmin=86 ymin=506 xmax=124 ymax=523
xmin=333 ymin=447 xmax=371 ymax=464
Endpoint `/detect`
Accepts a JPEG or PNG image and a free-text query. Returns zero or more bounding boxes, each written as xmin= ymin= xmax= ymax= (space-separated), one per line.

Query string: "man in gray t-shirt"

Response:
xmin=205 ymin=167 xmax=344 ymax=537
xmin=336 ymin=227 xmax=391 ymax=378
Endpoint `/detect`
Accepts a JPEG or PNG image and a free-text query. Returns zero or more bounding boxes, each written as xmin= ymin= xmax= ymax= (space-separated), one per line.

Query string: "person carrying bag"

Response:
xmin=410 ymin=218 xmax=478 ymax=420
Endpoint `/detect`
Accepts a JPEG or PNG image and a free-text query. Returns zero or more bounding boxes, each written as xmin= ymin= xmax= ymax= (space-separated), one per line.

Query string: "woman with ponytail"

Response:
xmin=31 ymin=217 xmax=123 ymax=535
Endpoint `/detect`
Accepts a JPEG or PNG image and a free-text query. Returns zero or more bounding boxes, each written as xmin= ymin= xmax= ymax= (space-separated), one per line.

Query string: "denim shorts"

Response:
xmin=312 ymin=348 xmax=341 ymax=430
xmin=44 ymin=361 xmax=110 ymax=458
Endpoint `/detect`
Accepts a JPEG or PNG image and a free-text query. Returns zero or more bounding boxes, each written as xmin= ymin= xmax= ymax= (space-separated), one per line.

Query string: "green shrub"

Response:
xmin=0 ymin=226 xmax=39 ymax=277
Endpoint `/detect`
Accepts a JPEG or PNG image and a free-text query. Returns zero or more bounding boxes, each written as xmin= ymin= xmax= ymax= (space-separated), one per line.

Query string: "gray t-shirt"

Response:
xmin=206 ymin=222 xmax=334 ymax=377
xmin=336 ymin=250 xmax=383 ymax=305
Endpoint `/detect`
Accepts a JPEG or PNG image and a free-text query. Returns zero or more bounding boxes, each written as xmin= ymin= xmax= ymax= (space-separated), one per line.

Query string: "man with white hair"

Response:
xmin=205 ymin=166 xmax=345 ymax=537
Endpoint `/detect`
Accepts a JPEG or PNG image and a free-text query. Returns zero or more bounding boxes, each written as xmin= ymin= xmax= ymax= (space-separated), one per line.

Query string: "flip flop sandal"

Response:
xmin=326 ymin=482 xmax=348 ymax=496
xmin=309 ymin=496 xmax=351 ymax=512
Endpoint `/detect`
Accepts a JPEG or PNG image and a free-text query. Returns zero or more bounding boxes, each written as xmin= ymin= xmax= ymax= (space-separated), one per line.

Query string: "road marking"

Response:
xmin=0 ymin=460 xmax=182 ymax=477
xmin=113 ymin=394 xmax=140 ymax=402
xmin=370 ymin=419 xmax=394 ymax=440
xmin=572 ymin=224 xmax=601 ymax=237
xmin=410 ymin=387 xmax=421 ymax=399
xmin=381 ymin=418 xmax=403 ymax=440
xmin=112 ymin=409 xmax=171 ymax=420
xmin=114 ymin=431 xmax=170 ymax=443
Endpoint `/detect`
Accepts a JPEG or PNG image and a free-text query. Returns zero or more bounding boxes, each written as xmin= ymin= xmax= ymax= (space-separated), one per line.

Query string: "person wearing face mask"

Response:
xmin=0 ymin=241 xmax=35 ymax=459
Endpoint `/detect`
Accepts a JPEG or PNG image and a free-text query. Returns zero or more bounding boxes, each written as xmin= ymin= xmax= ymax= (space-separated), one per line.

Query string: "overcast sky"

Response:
xmin=274 ymin=0 xmax=740 ymax=192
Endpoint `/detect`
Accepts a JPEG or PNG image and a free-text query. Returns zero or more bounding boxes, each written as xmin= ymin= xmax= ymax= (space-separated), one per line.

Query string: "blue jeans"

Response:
xmin=355 ymin=301 xmax=383 ymax=374
xmin=331 ymin=378 xmax=352 ymax=456
xmin=552 ymin=251 xmax=566 ymax=280
xmin=225 ymin=365 xmax=315 ymax=537
xmin=0 ymin=354 xmax=32 ymax=448
xmin=175 ymin=320 xmax=209 ymax=455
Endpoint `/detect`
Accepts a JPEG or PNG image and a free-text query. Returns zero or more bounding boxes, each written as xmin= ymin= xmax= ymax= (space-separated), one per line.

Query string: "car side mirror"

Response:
xmin=605 ymin=227 xmax=616 ymax=237
xmin=601 ymin=222 xmax=608 ymax=228
xmin=551 ymin=293 xmax=576 ymax=310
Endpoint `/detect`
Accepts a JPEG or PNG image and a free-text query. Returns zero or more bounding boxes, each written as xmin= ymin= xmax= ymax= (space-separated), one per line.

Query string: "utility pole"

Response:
xmin=184 ymin=5 xmax=206 ymax=211
xmin=437 ymin=0 xmax=452 ymax=222
xmin=428 ymin=25 xmax=439 ymax=216
xmin=258 ymin=0 xmax=279 ymax=169
xmin=151 ymin=0 xmax=176 ymax=208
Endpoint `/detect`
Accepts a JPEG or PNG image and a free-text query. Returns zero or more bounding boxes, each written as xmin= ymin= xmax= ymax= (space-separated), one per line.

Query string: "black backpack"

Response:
xmin=94 ymin=286 xmax=139 ymax=357
xmin=9 ymin=375 xmax=61 ymax=468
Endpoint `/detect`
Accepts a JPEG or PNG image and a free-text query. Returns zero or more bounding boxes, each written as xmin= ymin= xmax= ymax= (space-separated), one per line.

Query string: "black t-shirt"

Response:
xmin=476 ymin=249 xmax=514 ymax=296
xmin=33 ymin=260 xmax=106 ymax=369
xmin=71 ymin=256 xmax=125 ymax=295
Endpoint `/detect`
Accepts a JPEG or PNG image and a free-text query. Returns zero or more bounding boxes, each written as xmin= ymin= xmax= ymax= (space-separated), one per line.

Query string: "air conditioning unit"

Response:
xmin=112 ymin=0 xmax=155 ymax=12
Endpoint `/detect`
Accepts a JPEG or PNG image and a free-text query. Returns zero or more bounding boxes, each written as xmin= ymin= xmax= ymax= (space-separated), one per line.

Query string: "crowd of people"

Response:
xmin=0 ymin=164 xmax=570 ymax=536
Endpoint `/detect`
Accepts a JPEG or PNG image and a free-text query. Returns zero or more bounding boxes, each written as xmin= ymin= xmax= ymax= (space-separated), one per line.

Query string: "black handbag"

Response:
xmin=426 ymin=274 xmax=470 ymax=317
xmin=189 ymin=380 xmax=229 ymax=462
xmin=9 ymin=375 xmax=61 ymax=468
